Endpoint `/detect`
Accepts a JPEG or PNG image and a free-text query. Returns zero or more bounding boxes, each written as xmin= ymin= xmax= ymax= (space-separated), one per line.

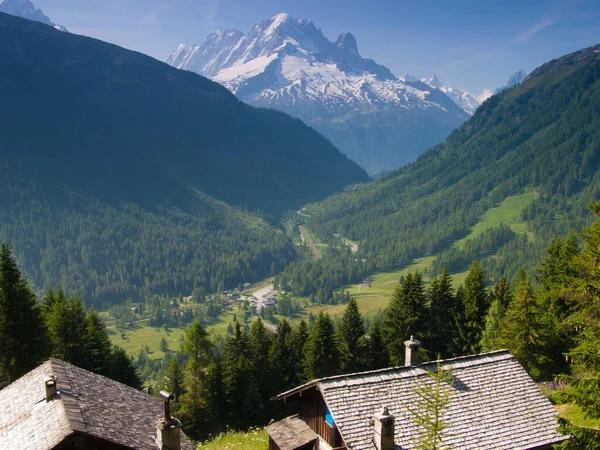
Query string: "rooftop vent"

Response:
xmin=404 ymin=335 xmax=421 ymax=367
xmin=156 ymin=390 xmax=181 ymax=450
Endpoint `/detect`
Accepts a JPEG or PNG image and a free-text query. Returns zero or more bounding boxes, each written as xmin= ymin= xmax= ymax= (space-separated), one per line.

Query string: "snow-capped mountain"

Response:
xmin=169 ymin=13 xmax=468 ymax=174
xmin=0 ymin=0 xmax=67 ymax=31
xmin=495 ymin=69 xmax=527 ymax=93
xmin=421 ymin=74 xmax=487 ymax=115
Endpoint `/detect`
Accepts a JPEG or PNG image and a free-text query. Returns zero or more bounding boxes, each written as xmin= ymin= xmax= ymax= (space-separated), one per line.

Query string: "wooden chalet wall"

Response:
xmin=298 ymin=388 xmax=344 ymax=448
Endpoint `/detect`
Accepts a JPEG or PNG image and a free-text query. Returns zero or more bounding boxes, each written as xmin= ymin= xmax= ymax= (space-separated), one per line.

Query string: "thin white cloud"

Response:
xmin=514 ymin=16 xmax=555 ymax=43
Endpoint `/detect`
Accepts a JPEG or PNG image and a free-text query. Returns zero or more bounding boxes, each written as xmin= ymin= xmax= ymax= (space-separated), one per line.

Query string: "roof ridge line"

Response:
xmin=277 ymin=349 xmax=512 ymax=399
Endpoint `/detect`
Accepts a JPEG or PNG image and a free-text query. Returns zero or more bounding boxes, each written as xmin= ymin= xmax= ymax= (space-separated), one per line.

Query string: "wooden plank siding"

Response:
xmin=298 ymin=388 xmax=345 ymax=448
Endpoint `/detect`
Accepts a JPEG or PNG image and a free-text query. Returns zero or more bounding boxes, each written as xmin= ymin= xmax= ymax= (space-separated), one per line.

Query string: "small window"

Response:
xmin=325 ymin=405 xmax=334 ymax=427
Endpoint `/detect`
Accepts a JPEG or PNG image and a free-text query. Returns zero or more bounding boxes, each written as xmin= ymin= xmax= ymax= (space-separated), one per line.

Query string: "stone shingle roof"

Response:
xmin=0 ymin=358 xmax=195 ymax=450
xmin=265 ymin=414 xmax=319 ymax=450
xmin=278 ymin=350 xmax=568 ymax=450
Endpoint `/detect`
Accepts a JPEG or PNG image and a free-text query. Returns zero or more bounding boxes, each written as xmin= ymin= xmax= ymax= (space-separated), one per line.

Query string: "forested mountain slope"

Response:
xmin=0 ymin=12 xmax=368 ymax=216
xmin=0 ymin=13 xmax=369 ymax=305
xmin=292 ymin=44 xmax=600 ymax=291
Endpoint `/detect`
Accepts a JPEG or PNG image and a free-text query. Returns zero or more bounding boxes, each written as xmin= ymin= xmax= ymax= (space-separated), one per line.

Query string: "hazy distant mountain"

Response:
xmin=169 ymin=13 xmax=469 ymax=175
xmin=0 ymin=0 xmax=66 ymax=31
xmin=495 ymin=69 xmax=527 ymax=93
xmin=421 ymin=74 xmax=487 ymax=115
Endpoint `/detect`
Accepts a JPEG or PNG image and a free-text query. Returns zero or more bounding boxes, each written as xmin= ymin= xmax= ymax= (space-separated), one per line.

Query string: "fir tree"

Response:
xmin=248 ymin=318 xmax=272 ymax=423
xmin=500 ymin=272 xmax=545 ymax=379
xmin=0 ymin=244 xmax=47 ymax=387
xmin=367 ymin=318 xmax=389 ymax=370
xmin=303 ymin=312 xmax=339 ymax=380
xmin=293 ymin=319 xmax=309 ymax=383
xmin=44 ymin=293 xmax=88 ymax=368
xmin=338 ymin=298 xmax=367 ymax=373
xmin=84 ymin=307 xmax=112 ymax=374
xmin=480 ymin=297 xmax=506 ymax=352
xmin=163 ymin=356 xmax=185 ymax=400
xmin=107 ymin=346 xmax=143 ymax=389
xmin=427 ymin=268 xmax=456 ymax=358
xmin=383 ymin=273 xmax=427 ymax=365
xmin=269 ymin=319 xmax=295 ymax=392
xmin=460 ymin=262 xmax=489 ymax=354
xmin=223 ymin=322 xmax=254 ymax=429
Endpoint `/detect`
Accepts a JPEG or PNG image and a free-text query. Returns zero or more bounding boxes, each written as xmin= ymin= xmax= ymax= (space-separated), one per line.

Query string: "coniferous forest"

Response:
xmin=3 ymin=204 xmax=600 ymax=446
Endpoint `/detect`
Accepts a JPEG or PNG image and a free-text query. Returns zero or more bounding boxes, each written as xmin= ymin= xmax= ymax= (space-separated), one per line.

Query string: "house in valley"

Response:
xmin=0 ymin=358 xmax=194 ymax=450
xmin=266 ymin=338 xmax=568 ymax=450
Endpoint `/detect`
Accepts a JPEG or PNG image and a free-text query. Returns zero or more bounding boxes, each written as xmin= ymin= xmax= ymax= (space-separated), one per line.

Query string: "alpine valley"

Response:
xmin=0 ymin=12 xmax=368 ymax=306
xmin=169 ymin=13 xmax=482 ymax=175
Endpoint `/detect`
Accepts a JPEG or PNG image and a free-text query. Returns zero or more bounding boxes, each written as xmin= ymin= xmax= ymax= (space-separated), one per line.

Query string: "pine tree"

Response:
xmin=490 ymin=277 xmax=512 ymax=310
xmin=248 ymin=318 xmax=272 ymax=423
xmin=0 ymin=244 xmax=47 ymax=387
xmin=303 ymin=312 xmax=339 ymax=380
xmin=427 ymin=268 xmax=456 ymax=358
xmin=107 ymin=346 xmax=143 ymax=389
xmin=223 ymin=322 xmax=254 ymax=429
xmin=383 ymin=273 xmax=427 ymax=365
xmin=480 ymin=298 xmax=506 ymax=352
xmin=163 ymin=356 xmax=185 ymax=400
xmin=84 ymin=307 xmax=112 ymax=374
xmin=338 ymin=298 xmax=367 ymax=373
xmin=460 ymin=262 xmax=489 ymax=354
xmin=179 ymin=319 xmax=213 ymax=436
xmin=500 ymin=272 xmax=545 ymax=379
xmin=367 ymin=318 xmax=389 ymax=370
xmin=44 ymin=293 xmax=88 ymax=368
xmin=203 ymin=356 xmax=227 ymax=436
xmin=293 ymin=319 xmax=309 ymax=383
xmin=270 ymin=319 xmax=295 ymax=392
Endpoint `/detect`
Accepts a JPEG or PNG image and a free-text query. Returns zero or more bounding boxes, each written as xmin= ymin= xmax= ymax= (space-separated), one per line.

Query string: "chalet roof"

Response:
xmin=265 ymin=414 xmax=319 ymax=450
xmin=277 ymin=350 xmax=568 ymax=450
xmin=0 ymin=358 xmax=194 ymax=450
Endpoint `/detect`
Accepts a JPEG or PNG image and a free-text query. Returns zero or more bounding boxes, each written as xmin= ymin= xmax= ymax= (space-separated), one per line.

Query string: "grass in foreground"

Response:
xmin=197 ymin=428 xmax=268 ymax=449
xmin=556 ymin=404 xmax=600 ymax=430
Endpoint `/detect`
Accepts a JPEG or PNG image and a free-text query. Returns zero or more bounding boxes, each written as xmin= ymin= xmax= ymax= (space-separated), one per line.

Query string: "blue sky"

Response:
xmin=36 ymin=0 xmax=600 ymax=94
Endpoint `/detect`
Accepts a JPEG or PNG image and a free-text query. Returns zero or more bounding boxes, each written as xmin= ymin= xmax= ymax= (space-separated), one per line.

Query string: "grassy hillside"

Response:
xmin=197 ymin=428 xmax=268 ymax=449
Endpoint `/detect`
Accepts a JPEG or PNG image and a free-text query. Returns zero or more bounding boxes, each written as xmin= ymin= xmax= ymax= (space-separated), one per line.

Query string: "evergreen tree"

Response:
xmin=338 ymin=298 xmax=367 ymax=373
xmin=179 ymin=319 xmax=213 ymax=437
xmin=107 ymin=346 xmax=143 ymax=389
xmin=500 ymin=273 xmax=546 ymax=379
xmin=460 ymin=262 xmax=489 ymax=354
xmin=248 ymin=318 xmax=272 ymax=423
xmin=383 ymin=273 xmax=427 ymax=365
xmin=84 ymin=308 xmax=112 ymax=374
xmin=203 ymin=356 xmax=227 ymax=436
xmin=163 ymin=356 xmax=185 ymax=400
xmin=0 ymin=244 xmax=47 ymax=387
xmin=223 ymin=322 xmax=254 ymax=429
xmin=44 ymin=293 xmax=88 ymax=368
xmin=480 ymin=298 xmax=506 ymax=352
xmin=490 ymin=277 xmax=512 ymax=310
xmin=427 ymin=268 xmax=456 ymax=358
xmin=293 ymin=319 xmax=309 ymax=384
xmin=303 ymin=312 xmax=339 ymax=380
xmin=367 ymin=318 xmax=389 ymax=370
xmin=269 ymin=319 xmax=295 ymax=393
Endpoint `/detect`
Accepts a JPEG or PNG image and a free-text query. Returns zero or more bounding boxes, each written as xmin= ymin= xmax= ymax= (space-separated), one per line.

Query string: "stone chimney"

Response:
xmin=44 ymin=375 xmax=57 ymax=402
xmin=404 ymin=336 xmax=421 ymax=367
xmin=373 ymin=406 xmax=395 ymax=450
xmin=156 ymin=391 xmax=181 ymax=450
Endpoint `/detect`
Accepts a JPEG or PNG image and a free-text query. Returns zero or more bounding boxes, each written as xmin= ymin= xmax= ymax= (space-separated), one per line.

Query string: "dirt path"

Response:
xmin=299 ymin=225 xmax=322 ymax=260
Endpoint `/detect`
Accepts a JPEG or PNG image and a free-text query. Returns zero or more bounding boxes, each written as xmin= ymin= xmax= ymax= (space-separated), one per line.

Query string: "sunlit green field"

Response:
xmin=556 ymin=404 xmax=600 ymax=430
xmin=110 ymin=325 xmax=185 ymax=360
xmin=196 ymin=428 xmax=268 ymax=449
xmin=455 ymin=192 xmax=537 ymax=249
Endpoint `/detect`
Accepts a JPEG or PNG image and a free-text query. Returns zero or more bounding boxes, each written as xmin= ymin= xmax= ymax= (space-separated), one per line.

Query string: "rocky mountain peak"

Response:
xmin=336 ymin=32 xmax=359 ymax=55
xmin=0 ymin=0 xmax=67 ymax=31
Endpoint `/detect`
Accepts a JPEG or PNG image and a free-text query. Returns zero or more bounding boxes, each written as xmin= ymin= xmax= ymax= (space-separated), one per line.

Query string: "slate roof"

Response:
xmin=0 ymin=358 xmax=195 ymax=450
xmin=265 ymin=414 xmax=319 ymax=450
xmin=277 ymin=350 xmax=568 ymax=450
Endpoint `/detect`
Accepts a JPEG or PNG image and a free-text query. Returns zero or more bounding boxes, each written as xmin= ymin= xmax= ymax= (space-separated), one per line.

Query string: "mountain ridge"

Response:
xmin=169 ymin=12 xmax=470 ymax=175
